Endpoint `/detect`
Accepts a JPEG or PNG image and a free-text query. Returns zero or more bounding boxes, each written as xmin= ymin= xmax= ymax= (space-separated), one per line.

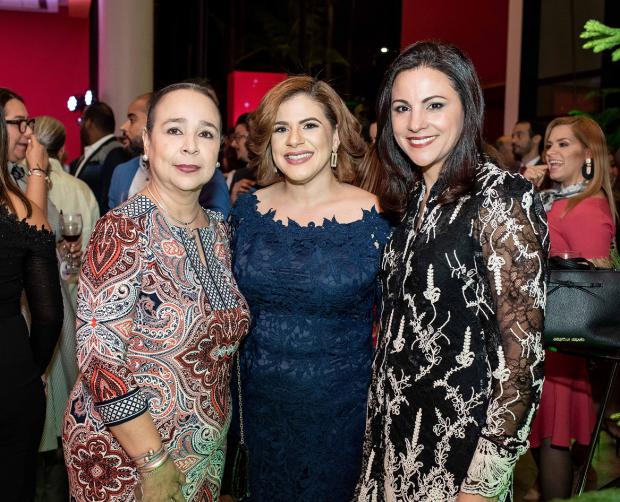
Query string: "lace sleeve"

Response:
xmin=75 ymin=212 xmax=148 ymax=426
xmin=462 ymin=177 xmax=548 ymax=498
xmin=24 ymin=233 xmax=64 ymax=374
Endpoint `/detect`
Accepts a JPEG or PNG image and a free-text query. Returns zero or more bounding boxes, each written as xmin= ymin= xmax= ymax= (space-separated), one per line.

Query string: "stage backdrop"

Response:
xmin=227 ymin=71 xmax=288 ymax=129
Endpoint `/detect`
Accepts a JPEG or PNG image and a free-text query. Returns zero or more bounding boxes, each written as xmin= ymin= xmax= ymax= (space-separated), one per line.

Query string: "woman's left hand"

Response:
xmin=456 ymin=493 xmax=498 ymax=502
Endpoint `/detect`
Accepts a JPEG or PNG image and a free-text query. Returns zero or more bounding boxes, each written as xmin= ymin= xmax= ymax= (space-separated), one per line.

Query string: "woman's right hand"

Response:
xmin=522 ymin=164 xmax=548 ymax=188
xmin=137 ymin=458 xmax=187 ymax=502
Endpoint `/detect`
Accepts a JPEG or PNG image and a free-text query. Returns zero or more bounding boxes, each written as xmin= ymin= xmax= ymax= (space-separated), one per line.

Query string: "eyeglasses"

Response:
xmin=232 ymin=133 xmax=248 ymax=141
xmin=6 ymin=118 xmax=35 ymax=133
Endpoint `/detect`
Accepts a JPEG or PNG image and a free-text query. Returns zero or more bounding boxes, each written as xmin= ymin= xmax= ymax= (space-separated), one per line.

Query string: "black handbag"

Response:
xmin=544 ymin=257 xmax=620 ymax=351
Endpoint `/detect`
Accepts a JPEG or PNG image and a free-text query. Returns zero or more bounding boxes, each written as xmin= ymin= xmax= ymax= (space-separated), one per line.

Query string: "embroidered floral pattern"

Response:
xmin=356 ymin=162 xmax=548 ymax=502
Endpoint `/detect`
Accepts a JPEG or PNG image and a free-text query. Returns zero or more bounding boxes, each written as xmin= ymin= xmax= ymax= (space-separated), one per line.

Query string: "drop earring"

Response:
xmin=142 ymin=154 xmax=148 ymax=162
xmin=581 ymin=158 xmax=594 ymax=180
xmin=330 ymin=150 xmax=338 ymax=168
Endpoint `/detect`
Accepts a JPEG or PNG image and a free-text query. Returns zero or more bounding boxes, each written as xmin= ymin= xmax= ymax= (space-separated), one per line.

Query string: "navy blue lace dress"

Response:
xmin=230 ymin=192 xmax=391 ymax=502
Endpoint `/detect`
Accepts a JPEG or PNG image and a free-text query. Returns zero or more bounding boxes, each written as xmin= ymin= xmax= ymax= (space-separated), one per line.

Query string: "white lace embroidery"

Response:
xmin=356 ymin=162 xmax=548 ymax=502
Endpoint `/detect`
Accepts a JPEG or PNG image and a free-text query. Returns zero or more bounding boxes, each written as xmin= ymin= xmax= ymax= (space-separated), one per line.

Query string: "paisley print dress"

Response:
xmin=355 ymin=162 xmax=548 ymax=502
xmin=63 ymin=195 xmax=250 ymax=501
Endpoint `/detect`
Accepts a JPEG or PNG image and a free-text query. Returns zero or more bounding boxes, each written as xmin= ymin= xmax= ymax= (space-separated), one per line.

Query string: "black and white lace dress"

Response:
xmin=355 ymin=162 xmax=548 ymax=502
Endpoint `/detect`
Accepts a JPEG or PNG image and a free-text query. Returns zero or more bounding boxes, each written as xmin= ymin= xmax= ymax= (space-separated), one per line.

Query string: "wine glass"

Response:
xmin=60 ymin=213 xmax=83 ymax=276
xmin=556 ymin=250 xmax=581 ymax=260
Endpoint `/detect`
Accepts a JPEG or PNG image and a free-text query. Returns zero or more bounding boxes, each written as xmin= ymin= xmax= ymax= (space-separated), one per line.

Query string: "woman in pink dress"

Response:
xmin=63 ymin=83 xmax=250 ymax=502
xmin=528 ymin=116 xmax=616 ymax=500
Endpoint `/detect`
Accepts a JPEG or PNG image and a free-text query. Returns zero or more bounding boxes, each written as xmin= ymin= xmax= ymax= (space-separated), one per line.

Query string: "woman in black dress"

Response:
xmin=0 ymin=107 xmax=64 ymax=500
xmin=355 ymin=41 xmax=548 ymax=502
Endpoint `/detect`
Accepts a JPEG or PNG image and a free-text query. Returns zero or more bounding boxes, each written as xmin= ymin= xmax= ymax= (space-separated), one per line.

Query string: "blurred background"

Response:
xmin=0 ymin=0 xmax=618 ymax=159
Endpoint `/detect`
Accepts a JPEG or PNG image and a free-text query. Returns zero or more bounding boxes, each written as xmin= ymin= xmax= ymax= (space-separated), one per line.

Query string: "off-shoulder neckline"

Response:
xmin=0 ymin=203 xmax=55 ymax=239
xmin=241 ymin=191 xmax=384 ymax=231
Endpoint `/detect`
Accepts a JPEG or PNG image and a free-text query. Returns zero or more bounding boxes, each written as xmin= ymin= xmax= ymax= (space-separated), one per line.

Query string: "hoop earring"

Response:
xmin=582 ymin=158 xmax=594 ymax=180
xmin=330 ymin=151 xmax=338 ymax=168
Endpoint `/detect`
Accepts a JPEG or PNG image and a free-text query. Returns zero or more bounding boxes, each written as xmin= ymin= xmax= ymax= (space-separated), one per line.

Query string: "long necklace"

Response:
xmin=146 ymin=184 xmax=201 ymax=228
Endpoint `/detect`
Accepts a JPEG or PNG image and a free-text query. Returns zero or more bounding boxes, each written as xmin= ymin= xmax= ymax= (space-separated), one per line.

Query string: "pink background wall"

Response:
xmin=0 ymin=7 xmax=90 ymax=160
xmin=227 ymin=71 xmax=288 ymax=129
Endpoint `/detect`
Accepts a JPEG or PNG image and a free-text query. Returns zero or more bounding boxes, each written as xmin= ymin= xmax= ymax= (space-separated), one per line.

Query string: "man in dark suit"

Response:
xmin=72 ymin=101 xmax=130 ymax=214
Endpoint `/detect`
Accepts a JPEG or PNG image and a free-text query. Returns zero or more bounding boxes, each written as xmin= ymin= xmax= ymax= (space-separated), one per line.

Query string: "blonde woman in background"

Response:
xmin=35 ymin=116 xmax=99 ymax=255
xmin=528 ymin=116 xmax=616 ymax=500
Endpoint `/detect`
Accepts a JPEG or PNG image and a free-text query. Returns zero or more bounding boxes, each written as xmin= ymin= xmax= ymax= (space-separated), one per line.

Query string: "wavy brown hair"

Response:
xmin=0 ymin=99 xmax=32 ymax=217
xmin=249 ymin=76 xmax=370 ymax=188
xmin=544 ymin=115 xmax=617 ymax=224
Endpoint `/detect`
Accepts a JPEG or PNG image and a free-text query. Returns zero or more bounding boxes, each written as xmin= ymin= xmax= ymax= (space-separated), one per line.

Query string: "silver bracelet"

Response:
xmin=26 ymin=167 xmax=50 ymax=182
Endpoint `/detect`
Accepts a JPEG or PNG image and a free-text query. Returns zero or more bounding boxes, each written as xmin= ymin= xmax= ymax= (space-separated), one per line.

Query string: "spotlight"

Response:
xmin=66 ymin=91 xmax=97 ymax=113
xmin=380 ymin=47 xmax=389 ymax=54
xmin=67 ymin=96 xmax=78 ymax=112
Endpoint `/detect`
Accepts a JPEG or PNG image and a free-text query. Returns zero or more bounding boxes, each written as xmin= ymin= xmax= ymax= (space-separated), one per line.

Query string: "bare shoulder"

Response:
xmin=254 ymin=183 xmax=284 ymax=206
xmin=338 ymin=184 xmax=381 ymax=212
xmin=8 ymin=193 xmax=50 ymax=230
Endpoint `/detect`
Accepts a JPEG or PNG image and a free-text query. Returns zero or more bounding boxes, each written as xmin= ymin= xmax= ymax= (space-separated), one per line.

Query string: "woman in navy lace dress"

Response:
xmin=229 ymin=77 xmax=391 ymax=501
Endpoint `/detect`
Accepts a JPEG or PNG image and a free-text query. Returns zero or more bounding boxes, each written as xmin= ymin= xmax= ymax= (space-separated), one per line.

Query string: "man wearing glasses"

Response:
xmin=0 ymin=88 xmax=60 ymax=235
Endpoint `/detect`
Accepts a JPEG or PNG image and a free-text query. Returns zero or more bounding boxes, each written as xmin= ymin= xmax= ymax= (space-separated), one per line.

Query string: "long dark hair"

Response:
xmin=0 ymin=94 xmax=32 ymax=217
xmin=366 ymin=40 xmax=485 ymax=215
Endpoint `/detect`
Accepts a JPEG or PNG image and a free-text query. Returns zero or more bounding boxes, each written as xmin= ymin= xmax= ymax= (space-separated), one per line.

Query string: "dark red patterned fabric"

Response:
xmin=63 ymin=195 xmax=249 ymax=501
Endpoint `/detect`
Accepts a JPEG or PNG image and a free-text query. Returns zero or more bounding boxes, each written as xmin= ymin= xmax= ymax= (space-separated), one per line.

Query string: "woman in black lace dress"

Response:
xmin=355 ymin=41 xmax=548 ymax=502
xmin=0 ymin=108 xmax=63 ymax=500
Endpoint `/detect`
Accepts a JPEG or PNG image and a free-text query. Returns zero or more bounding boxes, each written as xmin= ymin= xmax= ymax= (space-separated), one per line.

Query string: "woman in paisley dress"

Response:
xmin=355 ymin=41 xmax=548 ymax=502
xmin=228 ymin=76 xmax=391 ymax=501
xmin=63 ymin=83 xmax=250 ymax=502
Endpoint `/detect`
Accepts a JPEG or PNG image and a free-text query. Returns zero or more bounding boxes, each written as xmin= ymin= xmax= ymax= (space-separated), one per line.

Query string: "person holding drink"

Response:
xmin=527 ymin=116 xmax=616 ymax=500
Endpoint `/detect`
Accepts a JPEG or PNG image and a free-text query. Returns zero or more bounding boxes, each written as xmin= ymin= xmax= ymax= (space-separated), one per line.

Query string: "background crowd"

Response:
xmin=0 ymin=27 xmax=619 ymax=502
